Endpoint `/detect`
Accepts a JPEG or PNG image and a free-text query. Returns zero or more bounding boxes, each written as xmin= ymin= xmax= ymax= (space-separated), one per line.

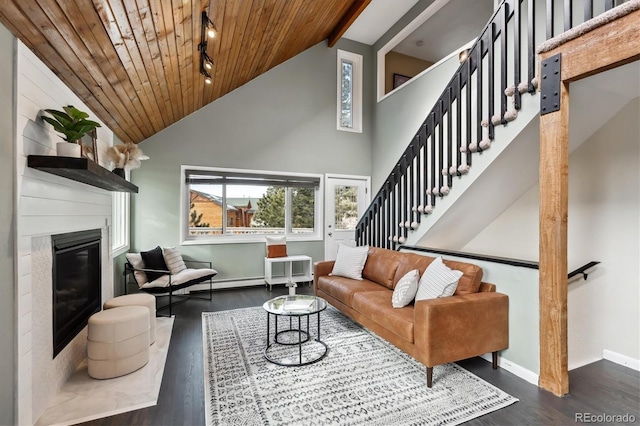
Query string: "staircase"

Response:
xmin=356 ymin=0 xmax=634 ymax=249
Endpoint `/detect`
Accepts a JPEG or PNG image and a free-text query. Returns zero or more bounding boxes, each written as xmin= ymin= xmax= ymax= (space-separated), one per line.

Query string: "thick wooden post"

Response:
xmin=536 ymin=7 xmax=640 ymax=397
xmin=538 ymin=81 xmax=570 ymax=396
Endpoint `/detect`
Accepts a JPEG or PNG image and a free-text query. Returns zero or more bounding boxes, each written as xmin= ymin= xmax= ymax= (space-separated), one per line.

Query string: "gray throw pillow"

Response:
xmin=391 ymin=269 xmax=419 ymax=308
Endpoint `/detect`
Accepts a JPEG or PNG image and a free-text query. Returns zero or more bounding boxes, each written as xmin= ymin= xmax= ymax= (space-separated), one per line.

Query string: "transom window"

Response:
xmin=337 ymin=49 xmax=362 ymax=133
xmin=182 ymin=166 xmax=323 ymax=243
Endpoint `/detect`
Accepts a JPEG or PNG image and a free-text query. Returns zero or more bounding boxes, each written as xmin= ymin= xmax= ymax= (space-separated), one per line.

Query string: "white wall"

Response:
xmin=463 ymin=98 xmax=640 ymax=370
xmin=0 ymin=23 xmax=16 ymax=426
xmin=130 ymin=39 xmax=373 ymax=282
xmin=15 ymin=42 xmax=116 ymax=425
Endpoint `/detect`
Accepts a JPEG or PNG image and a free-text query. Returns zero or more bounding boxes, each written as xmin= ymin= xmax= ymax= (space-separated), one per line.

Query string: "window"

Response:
xmin=182 ymin=166 xmax=323 ymax=243
xmin=112 ymin=190 xmax=130 ymax=255
xmin=337 ymin=49 xmax=362 ymax=133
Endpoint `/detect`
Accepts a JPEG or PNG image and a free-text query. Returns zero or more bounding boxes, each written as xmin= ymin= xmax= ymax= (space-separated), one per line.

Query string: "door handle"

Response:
xmin=328 ymin=232 xmax=333 ymax=237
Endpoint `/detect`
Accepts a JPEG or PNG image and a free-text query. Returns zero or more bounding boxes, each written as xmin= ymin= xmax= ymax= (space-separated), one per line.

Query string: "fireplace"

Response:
xmin=52 ymin=229 xmax=102 ymax=358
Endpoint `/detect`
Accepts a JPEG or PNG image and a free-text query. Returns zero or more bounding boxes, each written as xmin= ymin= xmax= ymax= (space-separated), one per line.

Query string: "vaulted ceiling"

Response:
xmin=0 ymin=0 xmax=370 ymax=144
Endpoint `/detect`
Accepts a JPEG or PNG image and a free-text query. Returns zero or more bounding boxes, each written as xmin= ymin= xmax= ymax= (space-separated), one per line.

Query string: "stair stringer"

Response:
xmin=405 ymin=90 xmax=540 ymax=249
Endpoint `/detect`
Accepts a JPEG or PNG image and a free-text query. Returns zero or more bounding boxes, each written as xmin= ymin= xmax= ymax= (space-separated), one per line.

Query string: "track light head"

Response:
xmin=203 ymin=52 xmax=214 ymax=70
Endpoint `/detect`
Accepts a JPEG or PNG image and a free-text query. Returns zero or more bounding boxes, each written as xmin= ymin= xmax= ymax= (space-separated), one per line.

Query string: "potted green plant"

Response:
xmin=40 ymin=105 xmax=101 ymax=157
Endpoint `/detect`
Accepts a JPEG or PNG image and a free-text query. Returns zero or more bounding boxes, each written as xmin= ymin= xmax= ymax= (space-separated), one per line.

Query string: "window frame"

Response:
xmin=336 ymin=49 xmax=363 ymax=133
xmin=111 ymin=176 xmax=130 ymax=256
xmin=180 ymin=165 xmax=324 ymax=245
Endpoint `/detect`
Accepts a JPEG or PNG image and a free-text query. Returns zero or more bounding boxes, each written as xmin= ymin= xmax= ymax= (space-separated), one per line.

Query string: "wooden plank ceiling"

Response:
xmin=0 ymin=0 xmax=370 ymax=144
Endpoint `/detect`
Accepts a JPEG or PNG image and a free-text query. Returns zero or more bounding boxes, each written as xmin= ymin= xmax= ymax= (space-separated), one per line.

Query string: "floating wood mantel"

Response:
xmin=27 ymin=155 xmax=138 ymax=193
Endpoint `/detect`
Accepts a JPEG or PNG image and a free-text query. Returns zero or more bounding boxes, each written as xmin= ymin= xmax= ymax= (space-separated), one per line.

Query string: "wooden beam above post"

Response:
xmin=542 ymin=8 xmax=640 ymax=82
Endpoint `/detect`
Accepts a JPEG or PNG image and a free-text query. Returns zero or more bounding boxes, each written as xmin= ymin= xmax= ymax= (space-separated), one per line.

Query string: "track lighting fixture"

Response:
xmin=199 ymin=11 xmax=217 ymax=85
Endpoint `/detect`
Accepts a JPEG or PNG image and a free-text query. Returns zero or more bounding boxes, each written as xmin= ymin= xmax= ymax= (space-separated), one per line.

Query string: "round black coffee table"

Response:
xmin=262 ymin=295 xmax=328 ymax=366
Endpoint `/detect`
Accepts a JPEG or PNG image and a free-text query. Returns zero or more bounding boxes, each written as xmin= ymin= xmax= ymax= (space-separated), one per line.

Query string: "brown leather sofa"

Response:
xmin=314 ymin=247 xmax=509 ymax=387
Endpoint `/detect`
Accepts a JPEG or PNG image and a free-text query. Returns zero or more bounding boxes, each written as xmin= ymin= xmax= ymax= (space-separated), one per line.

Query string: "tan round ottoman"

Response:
xmin=104 ymin=293 xmax=156 ymax=344
xmin=87 ymin=306 xmax=150 ymax=379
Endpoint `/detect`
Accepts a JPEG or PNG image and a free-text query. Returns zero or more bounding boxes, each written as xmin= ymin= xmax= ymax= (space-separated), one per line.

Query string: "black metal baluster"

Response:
xmin=546 ymin=0 xmax=554 ymax=40
xmin=476 ymin=39 xmax=483 ymax=151
xmin=391 ymin=176 xmax=396 ymax=246
xmin=437 ymin=102 xmax=444 ymax=194
xmin=584 ymin=0 xmax=593 ymax=21
xmin=488 ymin=23 xmax=496 ymax=139
xmin=414 ymin=135 xmax=424 ymax=224
xmin=368 ymin=214 xmax=372 ymax=247
xmin=400 ymin=167 xmax=404 ymax=240
xmin=528 ymin=0 xmax=536 ymax=92
xmin=421 ymin=122 xmax=430 ymax=208
xmin=383 ymin=187 xmax=389 ymax=248
xmin=501 ymin=4 xmax=508 ymax=122
xmin=408 ymin=145 xmax=415 ymax=230
xmin=466 ymin=57 xmax=473 ymax=165
xmin=429 ymin=115 xmax=437 ymax=207
xmin=372 ymin=201 xmax=377 ymax=248
xmin=446 ymin=88 xmax=453 ymax=189
xmin=514 ymin=0 xmax=522 ymax=109
xmin=564 ymin=0 xmax=573 ymax=32
xmin=455 ymin=73 xmax=462 ymax=173
xmin=605 ymin=0 xmax=613 ymax=12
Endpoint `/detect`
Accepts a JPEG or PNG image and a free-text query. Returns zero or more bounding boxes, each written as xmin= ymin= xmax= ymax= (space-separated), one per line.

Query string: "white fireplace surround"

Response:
xmin=30 ymin=230 xmax=112 ymax=422
xmin=15 ymin=42 xmax=116 ymax=425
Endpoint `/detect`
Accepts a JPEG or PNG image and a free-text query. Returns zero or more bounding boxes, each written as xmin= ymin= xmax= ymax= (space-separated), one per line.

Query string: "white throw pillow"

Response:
xmin=125 ymin=252 xmax=148 ymax=286
xmin=162 ymin=247 xmax=187 ymax=275
xmin=330 ymin=245 xmax=369 ymax=280
xmin=391 ymin=269 xmax=419 ymax=308
xmin=415 ymin=257 xmax=463 ymax=301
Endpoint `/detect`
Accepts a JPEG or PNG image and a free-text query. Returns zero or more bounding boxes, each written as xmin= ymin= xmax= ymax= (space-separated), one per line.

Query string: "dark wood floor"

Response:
xmin=81 ymin=285 xmax=640 ymax=426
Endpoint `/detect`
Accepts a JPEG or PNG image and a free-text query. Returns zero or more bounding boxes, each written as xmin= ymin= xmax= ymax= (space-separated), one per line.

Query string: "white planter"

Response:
xmin=56 ymin=142 xmax=81 ymax=158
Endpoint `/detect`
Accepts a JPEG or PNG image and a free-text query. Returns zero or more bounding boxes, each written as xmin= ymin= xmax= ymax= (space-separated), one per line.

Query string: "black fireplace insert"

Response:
xmin=52 ymin=229 xmax=102 ymax=358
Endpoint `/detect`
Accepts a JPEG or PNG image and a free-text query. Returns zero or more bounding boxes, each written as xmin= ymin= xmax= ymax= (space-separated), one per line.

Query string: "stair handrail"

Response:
xmin=399 ymin=245 xmax=600 ymax=282
xmin=356 ymin=0 xmax=627 ymax=249
xmin=357 ymin=0 xmax=533 ymax=247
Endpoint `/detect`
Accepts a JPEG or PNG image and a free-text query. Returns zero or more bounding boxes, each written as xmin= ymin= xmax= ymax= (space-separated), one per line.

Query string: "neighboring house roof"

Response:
xmin=190 ymin=190 xmax=237 ymax=211
xmin=227 ymin=197 xmax=261 ymax=214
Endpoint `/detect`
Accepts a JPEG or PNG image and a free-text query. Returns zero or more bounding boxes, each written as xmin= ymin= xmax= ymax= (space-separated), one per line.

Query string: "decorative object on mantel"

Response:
xmin=106 ymin=142 xmax=149 ymax=178
xmin=40 ymin=106 xmax=101 ymax=158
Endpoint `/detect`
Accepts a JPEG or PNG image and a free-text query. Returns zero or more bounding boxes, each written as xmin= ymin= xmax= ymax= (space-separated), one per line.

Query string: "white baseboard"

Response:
xmin=480 ymin=353 xmax=539 ymax=385
xmin=569 ymin=356 xmax=602 ymax=371
xmin=188 ymin=276 xmax=316 ymax=292
xmin=603 ymin=349 xmax=640 ymax=371
xmin=188 ymin=277 xmax=266 ymax=292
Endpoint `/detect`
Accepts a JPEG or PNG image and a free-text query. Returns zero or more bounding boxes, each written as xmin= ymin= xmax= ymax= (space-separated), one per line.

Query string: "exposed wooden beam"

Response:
xmin=328 ymin=0 xmax=371 ymax=48
xmin=537 ymin=7 xmax=640 ymax=397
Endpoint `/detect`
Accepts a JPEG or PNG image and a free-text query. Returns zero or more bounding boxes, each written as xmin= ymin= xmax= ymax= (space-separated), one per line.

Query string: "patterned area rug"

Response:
xmin=202 ymin=306 xmax=517 ymax=426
